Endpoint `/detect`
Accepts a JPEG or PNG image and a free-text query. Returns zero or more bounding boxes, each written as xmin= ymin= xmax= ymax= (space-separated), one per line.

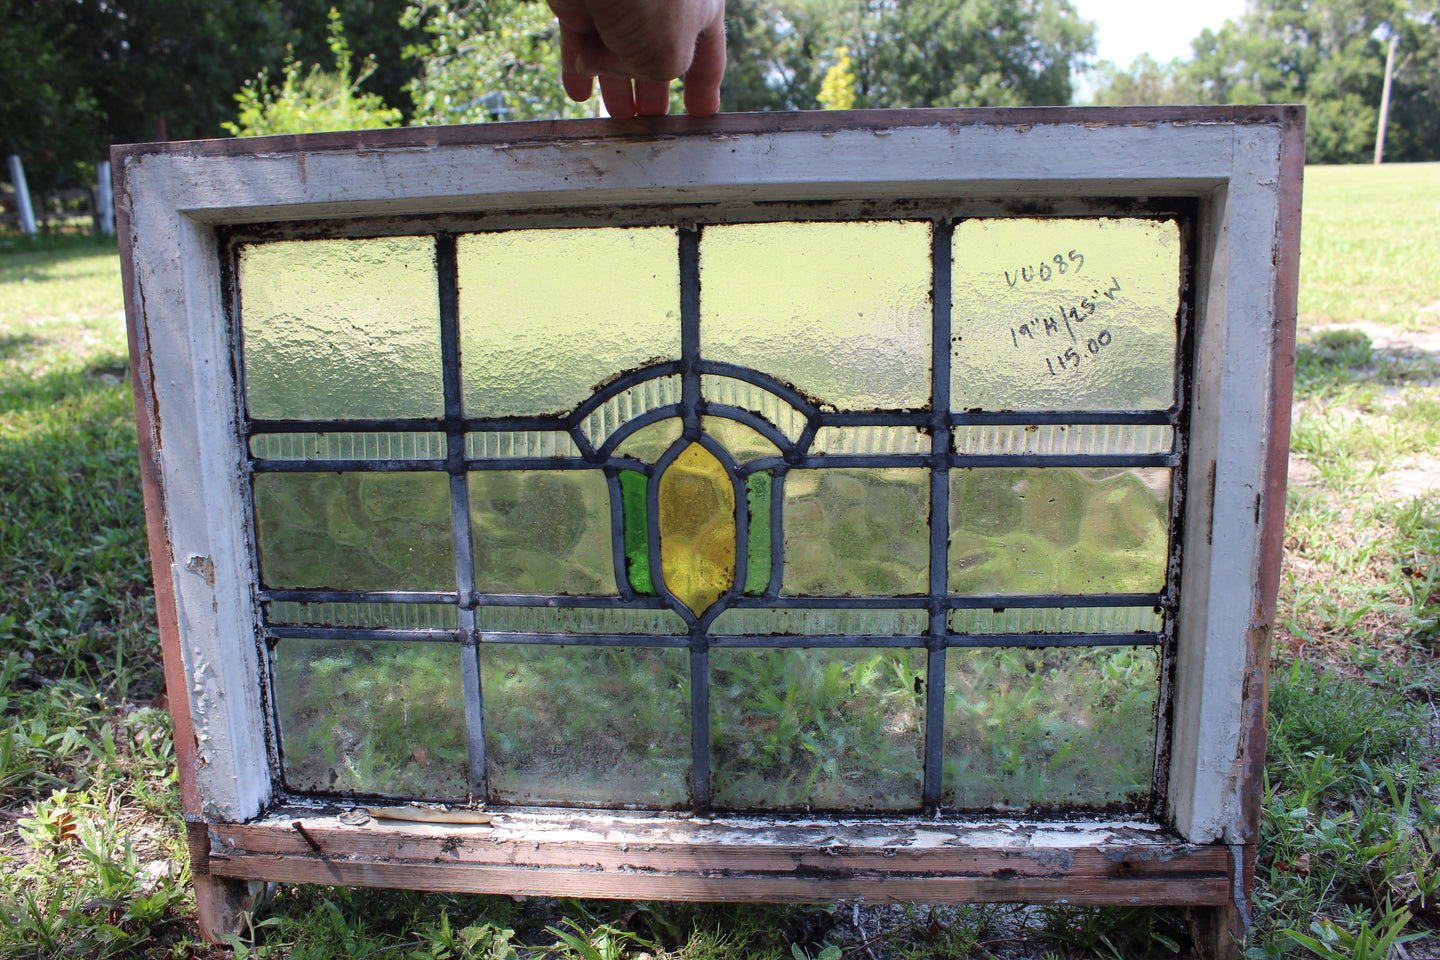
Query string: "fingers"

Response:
xmin=598 ymin=75 xmax=638 ymax=119
xmin=557 ymin=22 xmax=597 ymax=103
xmin=682 ymin=20 xmax=726 ymax=117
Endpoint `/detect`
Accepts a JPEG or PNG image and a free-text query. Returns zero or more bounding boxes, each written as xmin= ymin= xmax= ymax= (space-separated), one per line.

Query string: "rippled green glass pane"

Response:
xmin=943 ymin=646 xmax=1158 ymax=809
xmin=477 ymin=606 xmax=686 ymax=634
xmin=253 ymin=472 xmax=454 ymax=591
xmin=239 ymin=237 xmax=442 ymax=420
xmin=274 ymin=639 xmax=467 ymax=798
xmin=710 ymin=608 xmax=926 ymax=635
xmin=703 ymin=416 xmax=779 ymax=462
xmin=483 ymin=645 xmax=689 ymax=806
xmin=711 ymin=648 xmax=924 ymax=810
xmin=783 ymin=468 xmax=929 ymax=595
xmin=744 ymin=472 xmax=772 ymax=594
xmin=951 ymin=218 xmax=1179 ymax=412
xmin=701 ymin=222 xmax=933 ymax=410
xmin=618 ymin=470 xmax=654 ymax=594
xmin=614 ymin=418 xmax=683 ymax=463
xmin=949 ymin=606 xmax=1163 ymax=635
xmin=267 ymin=601 xmax=458 ymax=629
xmin=470 ymin=471 xmax=616 ymax=595
xmin=458 ymin=228 xmax=680 ymax=417
xmin=948 ymin=468 xmax=1171 ymax=595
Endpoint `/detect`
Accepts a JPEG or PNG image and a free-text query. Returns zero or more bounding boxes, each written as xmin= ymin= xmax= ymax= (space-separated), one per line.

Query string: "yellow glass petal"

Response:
xmin=658 ymin=443 xmax=736 ymax=615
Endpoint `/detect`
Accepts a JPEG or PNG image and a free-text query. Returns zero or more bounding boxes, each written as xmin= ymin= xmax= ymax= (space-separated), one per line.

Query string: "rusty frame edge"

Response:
xmin=108 ymin=105 xmax=1303 ymax=162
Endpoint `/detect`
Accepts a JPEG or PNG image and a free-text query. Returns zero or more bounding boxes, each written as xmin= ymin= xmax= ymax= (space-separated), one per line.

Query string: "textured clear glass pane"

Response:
xmin=744 ymin=473 xmax=771 ymax=595
xmin=465 ymin=431 xmax=581 ymax=459
xmin=711 ymin=608 xmax=926 ymax=636
xmin=951 ymin=423 xmax=1175 ymax=456
xmin=274 ymin=639 xmax=467 ymax=797
xmin=702 ymin=416 xmax=779 ymax=463
xmin=711 ymin=648 xmax=924 ymax=810
xmin=949 ymin=606 xmax=1163 ymax=635
xmin=250 ymin=432 xmax=447 ymax=461
xmin=783 ymin=468 xmax=929 ymax=595
xmin=701 ymin=222 xmax=932 ymax=410
xmin=477 ymin=606 xmax=686 ymax=635
xmin=583 ymin=376 xmax=683 ymax=450
xmin=949 ymin=467 xmax=1170 ymax=595
xmin=951 ymin=218 xmax=1179 ymax=412
xmin=482 ymin=645 xmax=689 ymax=806
xmin=809 ymin=425 xmax=930 ymax=456
xmin=470 ymin=471 xmax=617 ymax=595
xmin=701 ymin=376 xmax=808 ymax=441
xmin=239 ymin=237 xmax=442 ymax=420
xmin=943 ymin=646 xmax=1158 ymax=809
xmin=613 ymin=418 xmax=683 ymax=463
xmin=658 ymin=443 xmax=736 ymax=615
xmin=253 ymin=472 xmax=454 ymax=591
xmin=267 ymin=601 xmax=459 ymax=629
xmin=458 ymin=228 xmax=680 ymax=417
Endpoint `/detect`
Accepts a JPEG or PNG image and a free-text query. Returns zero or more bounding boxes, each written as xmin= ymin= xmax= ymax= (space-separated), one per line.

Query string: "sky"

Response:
xmin=1071 ymin=0 xmax=1251 ymax=68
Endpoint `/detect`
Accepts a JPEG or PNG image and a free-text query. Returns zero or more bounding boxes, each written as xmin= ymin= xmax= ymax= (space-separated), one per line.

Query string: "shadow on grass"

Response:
xmin=0 ymin=353 xmax=131 ymax=416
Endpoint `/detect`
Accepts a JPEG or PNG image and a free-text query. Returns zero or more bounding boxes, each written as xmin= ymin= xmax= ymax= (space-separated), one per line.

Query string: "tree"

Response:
xmin=403 ymin=0 xmax=590 ymax=123
xmin=1093 ymin=0 xmax=1440 ymax=163
xmin=0 ymin=0 xmax=99 ymax=192
xmin=224 ymin=9 xmax=403 ymax=136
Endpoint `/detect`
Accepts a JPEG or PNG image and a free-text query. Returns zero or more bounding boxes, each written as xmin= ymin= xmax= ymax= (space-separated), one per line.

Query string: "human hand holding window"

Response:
xmin=546 ymin=0 xmax=726 ymax=118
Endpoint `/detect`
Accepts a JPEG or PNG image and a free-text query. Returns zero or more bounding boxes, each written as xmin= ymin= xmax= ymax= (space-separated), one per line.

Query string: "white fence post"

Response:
xmin=6 ymin=154 xmax=38 ymax=235
xmin=96 ymin=160 xmax=115 ymax=236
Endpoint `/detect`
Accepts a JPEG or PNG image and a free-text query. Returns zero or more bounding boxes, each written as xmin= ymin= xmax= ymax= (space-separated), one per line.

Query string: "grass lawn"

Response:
xmin=1 ymin=163 xmax=1438 ymax=958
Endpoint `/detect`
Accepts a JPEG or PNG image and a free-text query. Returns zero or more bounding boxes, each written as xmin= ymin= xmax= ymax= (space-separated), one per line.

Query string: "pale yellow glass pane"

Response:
xmin=483 ymin=645 xmax=689 ymax=807
xmin=613 ymin=418 xmax=683 ymax=463
xmin=712 ymin=648 xmax=925 ymax=810
xmin=951 ymin=219 xmax=1179 ymax=411
xmin=701 ymin=222 xmax=932 ymax=410
xmin=275 ymin=639 xmax=467 ymax=798
xmin=239 ymin=237 xmax=442 ymax=420
xmin=948 ymin=467 xmax=1171 ymax=595
xmin=458 ymin=228 xmax=680 ymax=417
xmin=658 ymin=443 xmax=736 ymax=614
xmin=782 ymin=468 xmax=929 ymax=595
xmin=702 ymin=416 xmax=779 ymax=462
xmin=944 ymin=646 xmax=1158 ymax=808
xmin=469 ymin=471 xmax=617 ymax=595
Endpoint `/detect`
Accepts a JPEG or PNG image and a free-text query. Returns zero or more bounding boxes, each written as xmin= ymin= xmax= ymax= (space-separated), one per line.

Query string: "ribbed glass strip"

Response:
xmin=710 ymin=608 xmax=927 ymax=636
xmin=701 ymin=375 xmax=808 ymax=442
xmin=810 ymin=425 xmax=930 ymax=456
xmin=477 ymin=606 xmax=687 ymax=635
xmin=951 ymin=423 xmax=1174 ymax=456
xmin=465 ymin=431 xmax=581 ymax=459
xmin=948 ymin=606 xmax=1162 ymax=635
xmin=266 ymin=601 xmax=459 ymax=630
xmin=580 ymin=375 xmax=682 ymax=450
xmin=249 ymin=432 xmax=447 ymax=461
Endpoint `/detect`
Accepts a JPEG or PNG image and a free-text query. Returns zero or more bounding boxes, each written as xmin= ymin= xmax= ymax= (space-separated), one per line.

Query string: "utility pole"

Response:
xmin=1374 ymin=32 xmax=1398 ymax=165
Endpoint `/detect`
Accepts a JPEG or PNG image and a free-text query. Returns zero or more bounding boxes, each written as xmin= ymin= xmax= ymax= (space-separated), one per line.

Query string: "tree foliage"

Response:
xmin=1089 ymin=0 xmax=1440 ymax=164
xmin=224 ymin=10 xmax=403 ymax=137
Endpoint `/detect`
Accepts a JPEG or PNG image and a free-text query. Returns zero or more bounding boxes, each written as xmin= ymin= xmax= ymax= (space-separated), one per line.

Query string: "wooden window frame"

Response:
xmin=114 ymin=106 xmax=1303 ymax=956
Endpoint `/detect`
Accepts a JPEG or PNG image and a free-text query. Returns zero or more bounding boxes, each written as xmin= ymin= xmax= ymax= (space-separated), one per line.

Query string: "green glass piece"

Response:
xmin=943 ymin=646 xmax=1158 ymax=809
xmin=711 ymin=648 xmax=925 ymax=810
xmin=253 ymin=472 xmax=454 ymax=591
xmin=482 ymin=645 xmax=690 ymax=807
xmin=948 ymin=467 xmax=1171 ymax=595
xmin=470 ymin=471 xmax=617 ymax=595
xmin=239 ymin=236 xmax=443 ymax=420
xmin=744 ymin=472 xmax=772 ymax=594
xmin=274 ymin=638 xmax=468 ymax=798
xmin=658 ymin=443 xmax=737 ymax=615
xmin=782 ymin=468 xmax=930 ymax=596
xmin=618 ymin=469 xmax=654 ymax=594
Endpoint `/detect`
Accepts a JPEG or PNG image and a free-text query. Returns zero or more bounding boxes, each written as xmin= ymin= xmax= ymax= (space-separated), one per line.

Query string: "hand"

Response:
xmin=547 ymin=0 xmax=726 ymax=118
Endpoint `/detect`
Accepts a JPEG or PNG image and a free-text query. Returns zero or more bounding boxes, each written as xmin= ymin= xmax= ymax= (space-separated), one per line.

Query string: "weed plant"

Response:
xmin=4 ymin=164 xmax=1440 ymax=956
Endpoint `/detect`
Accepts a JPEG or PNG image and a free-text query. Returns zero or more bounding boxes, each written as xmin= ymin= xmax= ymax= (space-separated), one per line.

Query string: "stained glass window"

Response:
xmin=240 ymin=216 xmax=1184 ymax=813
